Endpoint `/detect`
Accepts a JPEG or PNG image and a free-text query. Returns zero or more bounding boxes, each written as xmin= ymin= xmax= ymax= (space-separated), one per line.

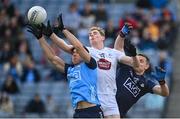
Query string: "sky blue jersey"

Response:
xmin=65 ymin=57 xmax=100 ymax=109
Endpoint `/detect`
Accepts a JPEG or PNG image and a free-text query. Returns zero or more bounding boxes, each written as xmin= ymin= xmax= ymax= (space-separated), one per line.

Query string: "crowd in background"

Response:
xmin=0 ymin=0 xmax=177 ymax=117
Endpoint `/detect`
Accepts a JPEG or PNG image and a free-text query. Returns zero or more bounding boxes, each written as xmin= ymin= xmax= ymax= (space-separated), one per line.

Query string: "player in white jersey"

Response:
xmin=86 ymin=26 xmax=136 ymax=117
xmin=86 ymin=46 xmax=124 ymax=117
xmin=48 ymin=14 xmax=137 ymax=118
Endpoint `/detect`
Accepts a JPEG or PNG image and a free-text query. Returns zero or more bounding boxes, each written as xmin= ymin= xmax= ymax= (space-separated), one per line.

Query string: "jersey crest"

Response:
xmin=67 ymin=66 xmax=81 ymax=84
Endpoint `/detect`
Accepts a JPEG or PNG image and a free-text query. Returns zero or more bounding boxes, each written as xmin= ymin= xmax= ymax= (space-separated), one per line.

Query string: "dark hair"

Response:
xmin=71 ymin=46 xmax=89 ymax=53
xmin=138 ymin=54 xmax=151 ymax=74
xmin=138 ymin=53 xmax=150 ymax=64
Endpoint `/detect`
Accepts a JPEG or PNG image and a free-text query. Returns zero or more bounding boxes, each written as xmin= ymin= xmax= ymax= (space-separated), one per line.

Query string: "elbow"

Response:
xmin=47 ymin=55 xmax=54 ymax=61
xmin=161 ymin=90 xmax=170 ymax=97
xmin=48 ymin=55 xmax=56 ymax=63
xmin=165 ymin=91 xmax=170 ymax=97
xmin=51 ymin=57 xmax=59 ymax=66
xmin=162 ymin=93 xmax=169 ymax=97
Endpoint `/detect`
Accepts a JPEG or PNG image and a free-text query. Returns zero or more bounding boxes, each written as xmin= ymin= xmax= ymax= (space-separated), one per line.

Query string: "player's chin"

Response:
xmin=72 ymin=59 xmax=80 ymax=65
xmin=90 ymin=37 xmax=95 ymax=41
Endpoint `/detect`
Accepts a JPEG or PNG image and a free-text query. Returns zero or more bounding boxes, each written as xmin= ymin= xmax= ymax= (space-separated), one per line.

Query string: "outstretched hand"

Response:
xmin=120 ymin=23 xmax=133 ymax=38
xmin=57 ymin=13 xmax=66 ymax=32
xmin=42 ymin=20 xmax=53 ymax=37
xmin=27 ymin=24 xmax=42 ymax=39
xmin=124 ymin=39 xmax=137 ymax=57
xmin=151 ymin=66 xmax=166 ymax=82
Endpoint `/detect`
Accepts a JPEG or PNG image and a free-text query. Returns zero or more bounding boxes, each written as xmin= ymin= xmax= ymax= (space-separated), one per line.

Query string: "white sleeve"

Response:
xmin=86 ymin=47 xmax=93 ymax=54
xmin=113 ymin=49 xmax=125 ymax=62
xmin=86 ymin=46 xmax=91 ymax=51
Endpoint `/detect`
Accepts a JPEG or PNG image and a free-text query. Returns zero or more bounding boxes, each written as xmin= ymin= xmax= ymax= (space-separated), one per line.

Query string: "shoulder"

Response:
xmin=84 ymin=57 xmax=97 ymax=69
xmin=117 ymin=64 xmax=133 ymax=76
xmin=86 ymin=47 xmax=96 ymax=54
xmin=65 ymin=64 xmax=74 ymax=74
xmin=118 ymin=63 xmax=132 ymax=70
xmin=106 ymin=48 xmax=125 ymax=60
xmin=104 ymin=47 xmax=125 ymax=54
xmin=86 ymin=46 xmax=93 ymax=51
xmin=65 ymin=64 xmax=74 ymax=68
xmin=144 ymin=77 xmax=158 ymax=88
xmin=112 ymin=48 xmax=125 ymax=55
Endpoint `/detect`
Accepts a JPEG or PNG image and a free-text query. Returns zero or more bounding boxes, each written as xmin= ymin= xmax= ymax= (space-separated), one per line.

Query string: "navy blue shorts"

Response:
xmin=73 ymin=105 xmax=104 ymax=118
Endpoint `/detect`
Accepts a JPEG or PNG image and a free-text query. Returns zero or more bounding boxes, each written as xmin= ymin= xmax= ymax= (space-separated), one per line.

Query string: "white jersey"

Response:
xmin=87 ymin=47 xmax=125 ymax=95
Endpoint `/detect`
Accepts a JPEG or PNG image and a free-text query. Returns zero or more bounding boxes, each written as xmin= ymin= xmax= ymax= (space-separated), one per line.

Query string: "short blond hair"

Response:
xmin=89 ymin=26 xmax=105 ymax=36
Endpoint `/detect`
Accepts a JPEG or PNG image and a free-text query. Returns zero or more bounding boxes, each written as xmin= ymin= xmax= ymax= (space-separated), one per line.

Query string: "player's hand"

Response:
xmin=151 ymin=66 xmax=166 ymax=82
xmin=42 ymin=20 xmax=53 ymax=37
xmin=57 ymin=13 xmax=66 ymax=32
xmin=124 ymin=39 xmax=137 ymax=57
xmin=27 ymin=24 xmax=42 ymax=39
xmin=120 ymin=23 xmax=133 ymax=38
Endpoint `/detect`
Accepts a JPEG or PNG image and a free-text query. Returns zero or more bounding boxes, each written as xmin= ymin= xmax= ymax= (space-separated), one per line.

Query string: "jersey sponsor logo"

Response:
xmin=123 ymin=77 xmax=141 ymax=97
xmin=97 ymin=58 xmax=111 ymax=70
xmin=67 ymin=70 xmax=81 ymax=84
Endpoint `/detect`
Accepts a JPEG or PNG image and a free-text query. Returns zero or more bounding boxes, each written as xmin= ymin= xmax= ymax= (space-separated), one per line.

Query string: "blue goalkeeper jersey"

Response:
xmin=116 ymin=63 xmax=157 ymax=117
xmin=65 ymin=57 xmax=100 ymax=109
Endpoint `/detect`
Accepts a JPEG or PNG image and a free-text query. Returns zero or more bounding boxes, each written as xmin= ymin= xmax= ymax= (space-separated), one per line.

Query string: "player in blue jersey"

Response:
xmin=27 ymin=23 xmax=104 ymax=118
xmin=114 ymin=24 xmax=169 ymax=118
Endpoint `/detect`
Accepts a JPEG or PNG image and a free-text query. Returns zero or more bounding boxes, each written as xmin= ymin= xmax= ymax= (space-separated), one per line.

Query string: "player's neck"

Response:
xmin=92 ymin=42 xmax=104 ymax=50
xmin=135 ymin=70 xmax=144 ymax=75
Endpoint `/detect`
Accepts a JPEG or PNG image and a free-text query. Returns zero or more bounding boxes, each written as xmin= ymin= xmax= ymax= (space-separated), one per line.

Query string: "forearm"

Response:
xmin=132 ymin=56 xmax=140 ymax=69
xmin=119 ymin=56 xmax=133 ymax=67
xmin=153 ymin=83 xmax=169 ymax=97
xmin=115 ymin=23 xmax=132 ymax=50
xmin=39 ymin=37 xmax=56 ymax=60
xmin=159 ymin=83 xmax=169 ymax=96
xmin=50 ymin=33 xmax=72 ymax=53
xmin=63 ymin=29 xmax=91 ymax=62
xmin=114 ymin=35 xmax=125 ymax=51
xmin=39 ymin=37 xmax=65 ymax=72
xmin=63 ymin=29 xmax=83 ymax=51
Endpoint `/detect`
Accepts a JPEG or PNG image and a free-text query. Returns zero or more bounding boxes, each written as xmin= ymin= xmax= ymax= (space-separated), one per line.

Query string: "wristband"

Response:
xmin=119 ymin=31 xmax=125 ymax=38
xmin=159 ymin=80 xmax=166 ymax=85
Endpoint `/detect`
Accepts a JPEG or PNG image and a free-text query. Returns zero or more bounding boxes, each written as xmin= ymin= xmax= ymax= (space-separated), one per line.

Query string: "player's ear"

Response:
xmin=102 ymin=36 xmax=105 ymax=41
xmin=145 ymin=63 xmax=150 ymax=70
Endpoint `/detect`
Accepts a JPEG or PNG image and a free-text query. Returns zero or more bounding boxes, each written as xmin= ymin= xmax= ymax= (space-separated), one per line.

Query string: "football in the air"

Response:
xmin=27 ymin=6 xmax=47 ymax=24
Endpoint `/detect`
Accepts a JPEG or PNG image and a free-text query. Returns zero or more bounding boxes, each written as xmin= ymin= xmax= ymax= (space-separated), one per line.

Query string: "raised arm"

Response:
xmin=63 ymin=29 xmax=91 ymax=63
xmin=42 ymin=21 xmax=73 ymax=54
xmin=119 ymin=39 xmax=140 ymax=71
xmin=114 ymin=23 xmax=132 ymax=51
xmin=50 ymin=33 xmax=73 ymax=54
xmin=27 ymin=24 xmax=65 ymax=73
xmin=120 ymin=56 xmax=140 ymax=70
xmin=39 ymin=37 xmax=65 ymax=73
xmin=152 ymin=67 xmax=169 ymax=96
xmin=114 ymin=35 xmax=125 ymax=51
xmin=57 ymin=14 xmax=91 ymax=63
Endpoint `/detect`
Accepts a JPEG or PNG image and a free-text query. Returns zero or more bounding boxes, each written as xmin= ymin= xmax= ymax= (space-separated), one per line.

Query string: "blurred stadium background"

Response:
xmin=0 ymin=0 xmax=180 ymax=118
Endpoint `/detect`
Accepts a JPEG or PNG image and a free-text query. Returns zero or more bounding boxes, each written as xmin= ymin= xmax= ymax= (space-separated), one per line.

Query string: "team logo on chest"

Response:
xmin=67 ymin=66 xmax=81 ymax=84
xmin=97 ymin=53 xmax=112 ymax=70
xmin=123 ymin=77 xmax=141 ymax=97
xmin=99 ymin=53 xmax=105 ymax=58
